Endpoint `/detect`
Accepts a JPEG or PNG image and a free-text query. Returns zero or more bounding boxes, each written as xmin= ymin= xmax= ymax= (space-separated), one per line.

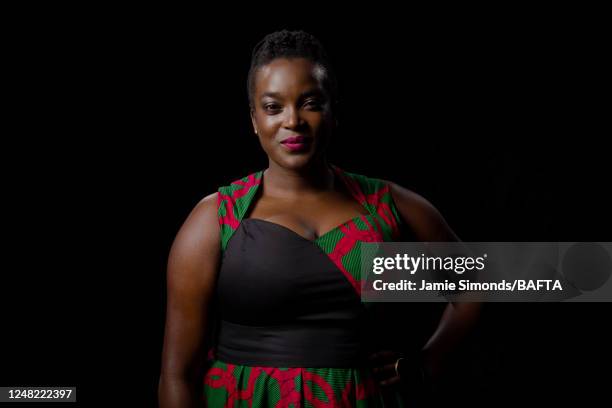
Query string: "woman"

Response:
xmin=159 ymin=30 xmax=480 ymax=407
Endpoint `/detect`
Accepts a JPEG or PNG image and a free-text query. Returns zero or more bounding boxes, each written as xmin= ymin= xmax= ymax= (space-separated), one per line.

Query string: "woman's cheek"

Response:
xmin=258 ymin=135 xmax=282 ymax=159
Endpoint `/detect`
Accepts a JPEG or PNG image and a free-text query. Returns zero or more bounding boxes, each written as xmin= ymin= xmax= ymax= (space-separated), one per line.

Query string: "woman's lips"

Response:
xmin=280 ymin=136 xmax=311 ymax=152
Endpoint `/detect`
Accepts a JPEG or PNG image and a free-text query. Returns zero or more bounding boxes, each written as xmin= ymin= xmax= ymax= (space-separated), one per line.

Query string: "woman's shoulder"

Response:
xmin=169 ymin=192 xmax=221 ymax=271
xmin=184 ymin=192 xmax=220 ymax=233
xmin=340 ymin=168 xmax=433 ymax=218
xmin=336 ymin=167 xmax=388 ymax=194
xmin=378 ymin=177 xmax=459 ymax=242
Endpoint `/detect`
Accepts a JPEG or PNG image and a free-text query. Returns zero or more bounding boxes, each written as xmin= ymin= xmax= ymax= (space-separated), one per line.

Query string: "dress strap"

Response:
xmin=217 ymin=170 xmax=263 ymax=252
xmin=331 ymin=165 xmax=403 ymax=240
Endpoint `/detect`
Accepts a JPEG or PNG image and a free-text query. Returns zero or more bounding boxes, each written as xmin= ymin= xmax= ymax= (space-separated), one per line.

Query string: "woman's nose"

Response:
xmin=282 ymin=106 xmax=302 ymax=129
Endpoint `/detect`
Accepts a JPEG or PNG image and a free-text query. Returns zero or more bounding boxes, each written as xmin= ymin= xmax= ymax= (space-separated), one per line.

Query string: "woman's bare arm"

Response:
xmin=159 ymin=193 xmax=221 ymax=408
xmin=387 ymin=181 xmax=481 ymax=382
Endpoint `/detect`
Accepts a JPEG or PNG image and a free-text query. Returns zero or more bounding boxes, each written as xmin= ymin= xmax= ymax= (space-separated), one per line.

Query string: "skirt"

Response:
xmin=203 ymin=359 xmax=408 ymax=407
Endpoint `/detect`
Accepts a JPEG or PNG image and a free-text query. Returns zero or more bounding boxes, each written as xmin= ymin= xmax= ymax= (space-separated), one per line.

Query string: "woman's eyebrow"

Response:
xmin=300 ymin=89 xmax=324 ymax=98
xmin=261 ymin=89 xmax=324 ymax=100
xmin=261 ymin=92 xmax=282 ymax=99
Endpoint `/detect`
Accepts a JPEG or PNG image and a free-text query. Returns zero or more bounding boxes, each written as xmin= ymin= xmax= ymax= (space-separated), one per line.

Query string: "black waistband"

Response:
xmin=215 ymin=319 xmax=371 ymax=368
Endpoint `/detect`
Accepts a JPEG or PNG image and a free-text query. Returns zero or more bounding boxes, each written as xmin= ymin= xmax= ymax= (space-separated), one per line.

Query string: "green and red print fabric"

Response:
xmin=204 ymin=360 xmax=406 ymax=407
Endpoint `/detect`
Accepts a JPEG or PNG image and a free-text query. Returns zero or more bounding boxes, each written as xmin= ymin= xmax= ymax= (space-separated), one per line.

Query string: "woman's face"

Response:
xmin=251 ymin=57 xmax=334 ymax=171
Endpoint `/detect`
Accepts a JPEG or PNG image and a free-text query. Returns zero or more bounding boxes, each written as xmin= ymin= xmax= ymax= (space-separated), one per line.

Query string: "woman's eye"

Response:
xmin=304 ymin=100 xmax=323 ymax=110
xmin=263 ymin=104 xmax=281 ymax=113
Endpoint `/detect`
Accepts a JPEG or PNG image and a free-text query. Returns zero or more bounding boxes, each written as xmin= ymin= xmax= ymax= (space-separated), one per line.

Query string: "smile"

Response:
xmin=280 ymin=136 xmax=311 ymax=152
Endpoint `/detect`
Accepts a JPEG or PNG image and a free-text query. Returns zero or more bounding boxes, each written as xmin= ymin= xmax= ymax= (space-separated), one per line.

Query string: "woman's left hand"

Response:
xmin=368 ymin=350 xmax=403 ymax=387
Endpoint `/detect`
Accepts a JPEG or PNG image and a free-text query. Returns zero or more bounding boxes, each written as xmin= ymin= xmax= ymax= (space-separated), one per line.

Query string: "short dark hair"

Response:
xmin=247 ymin=30 xmax=338 ymax=110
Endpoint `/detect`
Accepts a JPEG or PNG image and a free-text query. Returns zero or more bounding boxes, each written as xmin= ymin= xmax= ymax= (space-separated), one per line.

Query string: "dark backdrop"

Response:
xmin=2 ymin=7 xmax=610 ymax=407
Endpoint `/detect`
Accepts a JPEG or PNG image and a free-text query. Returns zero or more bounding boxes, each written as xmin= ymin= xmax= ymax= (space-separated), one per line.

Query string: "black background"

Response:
xmin=1 ymin=5 xmax=610 ymax=407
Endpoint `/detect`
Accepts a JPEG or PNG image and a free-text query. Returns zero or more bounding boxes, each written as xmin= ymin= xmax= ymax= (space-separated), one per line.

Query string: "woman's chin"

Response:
xmin=274 ymin=152 xmax=323 ymax=171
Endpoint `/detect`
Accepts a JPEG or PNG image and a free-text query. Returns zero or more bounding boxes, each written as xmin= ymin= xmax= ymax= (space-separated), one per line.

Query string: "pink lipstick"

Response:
xmin=280 ymin=135 xmax=311 ymax=152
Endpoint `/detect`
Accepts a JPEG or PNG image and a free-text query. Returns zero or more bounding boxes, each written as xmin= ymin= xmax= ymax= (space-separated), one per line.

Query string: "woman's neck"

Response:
xmin=263 ymin=158 xmax=335 ymax=199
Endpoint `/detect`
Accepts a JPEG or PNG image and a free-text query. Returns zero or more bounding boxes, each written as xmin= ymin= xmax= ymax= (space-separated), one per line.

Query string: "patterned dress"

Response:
xmin=204 ymin=164 xmax=408 ymax=407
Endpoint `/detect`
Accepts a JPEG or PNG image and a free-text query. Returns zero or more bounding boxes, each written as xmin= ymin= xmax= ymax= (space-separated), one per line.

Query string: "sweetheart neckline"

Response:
xmin=239 ymin=165 xmax=374 ymax=244
xmin=242 ymin=215 xmax=372 ymax=244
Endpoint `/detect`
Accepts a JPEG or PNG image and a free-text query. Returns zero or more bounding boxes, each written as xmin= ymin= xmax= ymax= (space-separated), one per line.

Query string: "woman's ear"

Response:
xmin=250 ymin=109 xmax=258 ymax=135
